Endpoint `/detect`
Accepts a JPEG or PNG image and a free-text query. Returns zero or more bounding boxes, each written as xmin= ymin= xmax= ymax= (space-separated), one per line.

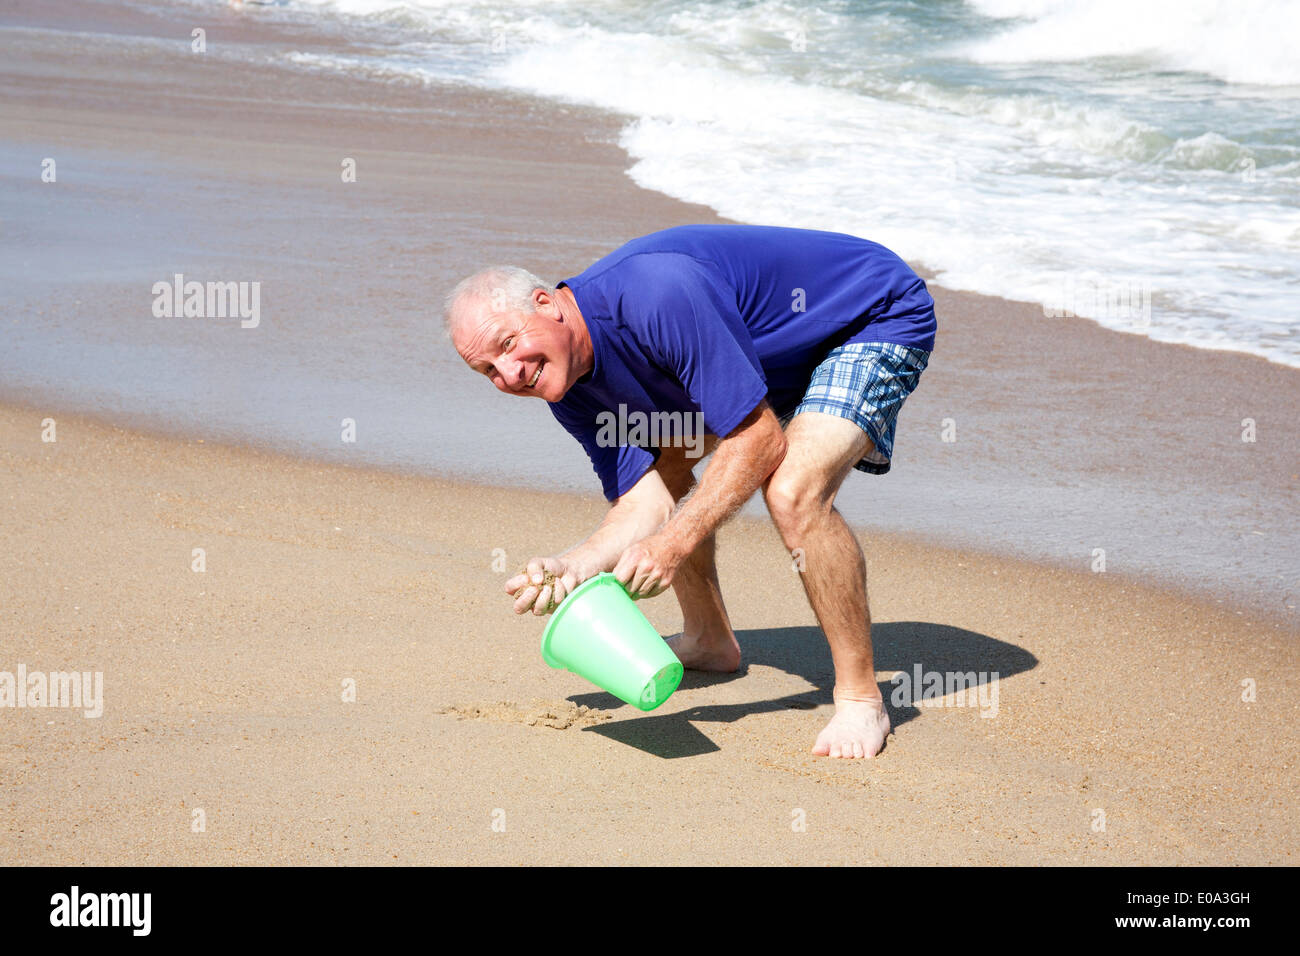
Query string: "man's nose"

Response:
xmin=494 ymin=357 xmax=526 ymax=389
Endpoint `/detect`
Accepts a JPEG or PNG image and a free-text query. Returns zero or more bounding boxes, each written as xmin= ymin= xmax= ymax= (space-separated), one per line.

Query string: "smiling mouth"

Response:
xmin=527 ymin=363 xmax=543 ymax=388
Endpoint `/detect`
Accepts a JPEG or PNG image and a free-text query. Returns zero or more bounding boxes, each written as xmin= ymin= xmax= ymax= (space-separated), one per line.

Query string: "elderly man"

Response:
xmin=446 ymin=225 xmax=935 ymax=758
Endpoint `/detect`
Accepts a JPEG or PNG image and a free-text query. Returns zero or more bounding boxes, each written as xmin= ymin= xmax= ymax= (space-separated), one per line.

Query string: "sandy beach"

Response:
xmin=1 ymin=0 xmax=1296 ymax=866
xmin=2 ymin=400 xmax=1296 ymax=865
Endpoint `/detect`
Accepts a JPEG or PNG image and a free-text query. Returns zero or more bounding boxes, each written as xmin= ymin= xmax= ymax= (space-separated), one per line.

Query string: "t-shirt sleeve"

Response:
xmin=548 ymin=397 xmax=657 ymax=502
xmin=612 ymin=253 xmax=769 ymax=440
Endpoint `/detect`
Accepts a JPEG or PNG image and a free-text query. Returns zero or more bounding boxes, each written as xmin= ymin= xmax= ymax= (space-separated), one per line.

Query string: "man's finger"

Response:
xmin=655 ymin=566 xmax=675 ymax=596
xmin=630 ymin=564 xmax=653 ymax=599
xmin=510 ymin=559 xmax=548 ymax=597
xmin=618 ymin=560 xmax=640 ymax=596
xmin=532 ymin=583 xmax=554 ymax=616
xmin=612 ymin=553 xmax=633 ymax=587
xmin=513 ymin=585 xmax=540 ymax=614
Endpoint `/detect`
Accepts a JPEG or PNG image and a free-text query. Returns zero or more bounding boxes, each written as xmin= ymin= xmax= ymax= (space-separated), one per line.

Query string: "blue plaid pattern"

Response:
xmin=780 ymin=341 xmax=930 ymax=475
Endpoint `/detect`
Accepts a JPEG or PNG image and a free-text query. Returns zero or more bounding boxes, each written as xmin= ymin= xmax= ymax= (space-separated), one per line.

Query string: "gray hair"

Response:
xmin=442 ymin=265 xmax=553 ymax=339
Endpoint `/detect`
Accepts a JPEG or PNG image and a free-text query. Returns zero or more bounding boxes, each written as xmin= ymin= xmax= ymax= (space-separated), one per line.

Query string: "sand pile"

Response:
xmin=436 ymin=699 xmax=613 ymax=730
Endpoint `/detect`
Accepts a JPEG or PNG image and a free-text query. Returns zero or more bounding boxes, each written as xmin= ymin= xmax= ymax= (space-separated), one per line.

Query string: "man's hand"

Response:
xmin=505 ymin=556 xmax=589 ymax=616
xmin=613 ymin=531 xmax=687 ymax=600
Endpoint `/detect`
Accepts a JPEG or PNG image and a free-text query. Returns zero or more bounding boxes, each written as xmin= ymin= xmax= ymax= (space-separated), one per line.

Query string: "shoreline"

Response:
xmin=4 ymin=0 xmax=1298 ymax=616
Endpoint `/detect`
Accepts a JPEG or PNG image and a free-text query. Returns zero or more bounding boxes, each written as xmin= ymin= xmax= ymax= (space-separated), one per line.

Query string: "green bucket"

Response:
xmin=540 ymin=573 xmax=683 ymax=711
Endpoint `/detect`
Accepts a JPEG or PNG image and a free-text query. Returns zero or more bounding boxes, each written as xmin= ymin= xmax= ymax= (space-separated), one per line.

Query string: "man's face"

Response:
xmin=452 ymin=291 xmax=572 ymax=402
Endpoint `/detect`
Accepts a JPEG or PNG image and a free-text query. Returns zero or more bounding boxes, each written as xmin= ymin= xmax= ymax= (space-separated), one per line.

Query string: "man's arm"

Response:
xmin=506 ymin=400 xmax=785 ymax=611
xmin=561 ymin=469 xmax=675 ymax=581
xmin=613 ymin=400 xmax=787 ymax=598
xmin=505 ymin=463 xmax=675 ymax=615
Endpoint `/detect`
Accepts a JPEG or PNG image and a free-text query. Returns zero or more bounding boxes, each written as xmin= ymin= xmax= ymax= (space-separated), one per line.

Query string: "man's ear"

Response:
xmin=534 ymin=286 xmax=563 ymax=319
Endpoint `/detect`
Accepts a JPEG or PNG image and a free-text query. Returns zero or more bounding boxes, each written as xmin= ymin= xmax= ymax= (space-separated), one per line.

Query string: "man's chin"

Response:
xmin=542 ymin=379 xmax=571 ymax=403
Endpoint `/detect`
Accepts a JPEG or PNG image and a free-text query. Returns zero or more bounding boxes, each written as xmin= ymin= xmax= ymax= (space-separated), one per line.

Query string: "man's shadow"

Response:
xmin=569 ymin=623 xmax=1037 ymax=758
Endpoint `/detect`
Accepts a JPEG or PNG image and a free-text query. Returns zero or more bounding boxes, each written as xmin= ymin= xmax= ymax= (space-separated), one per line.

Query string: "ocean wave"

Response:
xmin=240 ymin=0 xmax=1300 ymax=366
xmin=1159 ymin=132 xmax=1253 ymax=172
xmin=963 ymin=0 xmax=1300 ymax=87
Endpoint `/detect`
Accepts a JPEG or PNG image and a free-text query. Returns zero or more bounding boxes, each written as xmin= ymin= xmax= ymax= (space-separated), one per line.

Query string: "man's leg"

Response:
xmin=763 ymin=411 xmax=888 ymax=758
xmin=653 ymin=440 xmax=740 ymax=672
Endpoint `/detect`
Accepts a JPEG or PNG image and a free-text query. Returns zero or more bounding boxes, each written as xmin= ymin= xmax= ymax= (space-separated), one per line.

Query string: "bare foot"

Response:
xmin=664 ymin=630 xmax=741 ymax=672
xmin=811 ymin=697 xmax=891 ymax=758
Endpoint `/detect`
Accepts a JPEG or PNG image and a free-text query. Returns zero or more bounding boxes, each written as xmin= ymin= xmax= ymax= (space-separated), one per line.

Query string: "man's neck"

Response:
xmin=557 ymin=284 xmax=594 ymax=378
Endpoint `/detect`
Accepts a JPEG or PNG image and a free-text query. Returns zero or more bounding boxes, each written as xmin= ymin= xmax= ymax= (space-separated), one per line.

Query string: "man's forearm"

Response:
xmin=561 ymin=488 xmax=672 ymax=578
xmin=558 ymin=403 xmax=785 ymax=585
xmin=661 ymin=404 xmax=786 ymax=555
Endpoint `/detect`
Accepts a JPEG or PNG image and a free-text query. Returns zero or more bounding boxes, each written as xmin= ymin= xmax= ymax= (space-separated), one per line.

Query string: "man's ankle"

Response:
xmin=682 ymin=623 xmax=736 ymax=646
xmin=834 ymin=686 xmax=883 ymax=706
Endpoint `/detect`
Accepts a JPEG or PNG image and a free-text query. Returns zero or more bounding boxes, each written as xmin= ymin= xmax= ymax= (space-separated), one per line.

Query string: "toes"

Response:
xmin=816 ymin=736 xmax=874 ymax=758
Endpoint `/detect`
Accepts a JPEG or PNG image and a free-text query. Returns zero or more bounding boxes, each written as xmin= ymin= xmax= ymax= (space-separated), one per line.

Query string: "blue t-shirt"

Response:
xmin=550 ymin=225 xmax=936 ymax=500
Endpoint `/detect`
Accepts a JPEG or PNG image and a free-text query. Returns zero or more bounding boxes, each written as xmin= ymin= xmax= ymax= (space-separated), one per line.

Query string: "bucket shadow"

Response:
xmin=584 ymin=714 xmax=721 ymax=758
xmin=577 ymin=622 xmax=1038 ymax=758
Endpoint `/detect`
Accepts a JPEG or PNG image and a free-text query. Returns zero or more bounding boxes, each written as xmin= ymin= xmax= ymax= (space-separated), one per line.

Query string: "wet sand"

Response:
xmin=1 ymin=0 xmax=1297 ymax=864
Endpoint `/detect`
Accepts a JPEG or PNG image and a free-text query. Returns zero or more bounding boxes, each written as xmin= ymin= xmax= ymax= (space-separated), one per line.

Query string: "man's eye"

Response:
xmin=503 ymin=336 xmax=515 ymax=350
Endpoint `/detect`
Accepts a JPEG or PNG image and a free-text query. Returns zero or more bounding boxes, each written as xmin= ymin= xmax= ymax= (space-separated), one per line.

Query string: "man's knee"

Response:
xmin=763 ymin=464 xmax=837 ymax=540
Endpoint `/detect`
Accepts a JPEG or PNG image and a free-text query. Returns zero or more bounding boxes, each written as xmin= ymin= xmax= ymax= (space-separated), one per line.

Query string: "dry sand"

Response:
xmin=2 ymin=402 xmax=1295 ymax=865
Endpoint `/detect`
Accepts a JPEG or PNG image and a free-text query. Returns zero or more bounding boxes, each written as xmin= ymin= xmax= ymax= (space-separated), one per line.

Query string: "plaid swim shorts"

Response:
xmin=779 ymin=341 xmax=930 ymax=475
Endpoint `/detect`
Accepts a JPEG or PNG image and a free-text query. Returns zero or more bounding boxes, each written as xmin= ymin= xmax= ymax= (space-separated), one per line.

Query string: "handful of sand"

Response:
xmin=517 ymin=568 xmax=560 ymax=611
xmin=518 ymin=568 xmax=558 ymax=590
